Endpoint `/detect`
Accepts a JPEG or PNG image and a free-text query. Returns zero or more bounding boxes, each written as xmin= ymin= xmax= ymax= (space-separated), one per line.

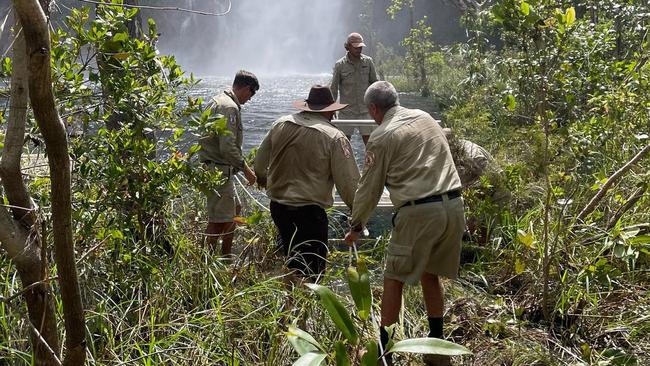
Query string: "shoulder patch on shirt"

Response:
xmin=227 ymin=113 xmax=237 ymax=129
xmin=364 ymin=151 xmax=375 ymax=169
xmin=339 ymin=138 xmax=353 ymax=159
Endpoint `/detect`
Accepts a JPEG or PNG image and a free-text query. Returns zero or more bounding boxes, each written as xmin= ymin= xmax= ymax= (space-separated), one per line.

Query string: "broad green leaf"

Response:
xmin=306 ymin=283 xmax=359 ymax=344
xmin=515 ymin=258 xmax=525 ymax=274
xmin=628 ymin=235 xmax=650 ymax=245
xmin=347 ymin=256 xmax=372 ymax=320
xmin=504 ymin=94 xmax=516 ymax=111
xmin=111 ymin=229 xmax=125 ymax=240
xmin=361 ymin=340 xmax=378 ymax=366
xmin=292 ymin=351 xmax=326 ymax=366
xmin=390 ymin=338 xmax=472 ymax=356
xmin=520 ymin=2 xmax=530 ymax=16
xmin=620 ymin=227 xmax=640 ymax=240
xmin=334 ymin=341 xmax=350 ymax=366
xmin=565 ymin=7 xmax=576 ymax=26
xmin=517 ymin=229 xmax=534 ymax=248
xmin=112 ymin=52 xmax=130 ymax=60
xmin=613 ymin=244 xmax=626 ymax=259
xmin=286 ymin=326 xmax=321 ymax=356
xmin=112 ymin=32 xmax=129 ymax=42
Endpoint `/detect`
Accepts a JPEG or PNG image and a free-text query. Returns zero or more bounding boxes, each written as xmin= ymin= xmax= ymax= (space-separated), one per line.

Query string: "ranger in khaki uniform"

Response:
xmin=345 ymin=81 xmax=465 ymax=366
xmin=199 ymin=70 xmax=259 ymax=257
xmin=330 ymin=32 xmax=378 ymax=145
xmin=255 ymin=85 xmax=360 ymax=282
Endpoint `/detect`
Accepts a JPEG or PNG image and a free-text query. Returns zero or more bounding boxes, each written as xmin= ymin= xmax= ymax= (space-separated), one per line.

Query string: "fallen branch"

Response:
xmin=575 ymin=144 xmax=650 ymax=223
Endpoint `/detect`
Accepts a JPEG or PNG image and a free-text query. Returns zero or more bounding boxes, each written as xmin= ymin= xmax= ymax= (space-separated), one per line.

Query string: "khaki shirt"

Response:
xmin=198 ymin=90 xmax=246 ymax=171
xmin=350 ymin=106 xmax=462 ymax=228
xmin=254 ymin=112 xmax=360 ymax=209
xmin=330 ymin=53 xmax=378 ymax=118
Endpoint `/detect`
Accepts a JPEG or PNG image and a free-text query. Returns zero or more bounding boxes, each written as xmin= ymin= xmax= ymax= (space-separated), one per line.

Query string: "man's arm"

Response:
xmin=219 ymin=107 xmax=246 ymax=171
xmin=330 ymin=63 xmax=341 ymax=101
xmin=368 ymin=58 xmax=378 ymax=84
xmin=254 ymin=128 xmax=272 ymax=188
xmin=349 ymin=142 xmax=388 ymax=229
xmin=331 ymin=137 xmax=361 ymax=209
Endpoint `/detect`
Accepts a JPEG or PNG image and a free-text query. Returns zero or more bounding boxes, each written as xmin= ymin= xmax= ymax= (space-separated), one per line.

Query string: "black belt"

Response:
xmin=202 ymin=160 xmax=227 ymax=165
xmin=400 ymin=190 xmax=462 ymax=209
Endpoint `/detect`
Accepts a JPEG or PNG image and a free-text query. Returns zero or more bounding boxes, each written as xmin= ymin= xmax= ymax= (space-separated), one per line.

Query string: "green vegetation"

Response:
xmin=1 ymin=0 xmax=649 ymax=365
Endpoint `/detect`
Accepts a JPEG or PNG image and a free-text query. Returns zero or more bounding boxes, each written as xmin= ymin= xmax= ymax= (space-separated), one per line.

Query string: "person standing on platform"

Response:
xmin=330 ymin=32 xmax=379 ymax=145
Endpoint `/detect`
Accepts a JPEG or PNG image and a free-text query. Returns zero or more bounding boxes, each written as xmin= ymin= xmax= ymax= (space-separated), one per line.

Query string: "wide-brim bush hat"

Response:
xmin=292 ymin=85 xmax=348 ymax=112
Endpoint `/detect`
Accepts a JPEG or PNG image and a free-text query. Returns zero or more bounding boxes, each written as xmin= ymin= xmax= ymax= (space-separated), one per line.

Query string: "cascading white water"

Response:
xmin=155 ymin=0 xmax=358 ymax=76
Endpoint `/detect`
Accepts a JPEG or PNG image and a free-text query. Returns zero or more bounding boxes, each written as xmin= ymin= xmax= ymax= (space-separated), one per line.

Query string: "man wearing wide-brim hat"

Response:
xmin=254 ymin=85 xmax=360 ymax=282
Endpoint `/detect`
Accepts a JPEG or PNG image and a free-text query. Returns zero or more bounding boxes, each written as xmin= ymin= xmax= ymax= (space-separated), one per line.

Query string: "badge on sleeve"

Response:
xmin=339 ymin=138 xmax=353 ymax=159
xmin=227 ymin=113 xmax=237 ymax=129
xmin=364 ymin=150 xmax=375 ymax=169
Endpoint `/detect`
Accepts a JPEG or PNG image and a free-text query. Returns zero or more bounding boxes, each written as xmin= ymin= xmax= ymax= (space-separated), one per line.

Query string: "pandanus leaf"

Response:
xmin=292 ymin=351 xmax=326 ymax=366
xmin=390 ymin=338 xmax=472 ymax=356
xmin=306 ymin=283 xmax=359 ymax=344
xmin=347 ymin=256 xmax=372 ymax=320
xmin=361 ymin=340 xmax=379 ymax=366
xmin=286 ymin=326 xmax=321 ymax=356
xmin=334 ymin=341 xmax=350 ymax=366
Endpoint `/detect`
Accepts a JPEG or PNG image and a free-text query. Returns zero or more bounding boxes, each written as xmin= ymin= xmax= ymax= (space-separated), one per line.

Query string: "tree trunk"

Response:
xmin=0 ymin=19 xmax=61 ymax=366
xmin=12 ymin=1 xmax=87 ymax=365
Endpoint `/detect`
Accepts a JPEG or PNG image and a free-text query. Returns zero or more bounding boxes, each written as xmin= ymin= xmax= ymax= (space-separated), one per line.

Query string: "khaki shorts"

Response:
xmin=385 ymin=196 xmax=465 ymax=284
xmin=206 ymin=165 xmax=240 ymax=223
xmin=336 ymin=111 xmax=376 ymax=136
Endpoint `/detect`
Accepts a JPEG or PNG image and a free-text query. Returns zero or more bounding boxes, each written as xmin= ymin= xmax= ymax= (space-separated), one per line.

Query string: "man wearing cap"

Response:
xmin=199 ymin=70 xmax=259 ymax=257
xmin=344 ymin=81 xmax=465 ymax=366
xmin=254 ymin=85 xmax=360 ymax=282
xmin=330 ymin=32 xmax=379 ymax=145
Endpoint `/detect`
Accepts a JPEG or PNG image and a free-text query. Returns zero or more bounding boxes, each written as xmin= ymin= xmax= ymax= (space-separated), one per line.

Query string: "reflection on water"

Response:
xmin=190 ymin=74 xmax=439 ymax=158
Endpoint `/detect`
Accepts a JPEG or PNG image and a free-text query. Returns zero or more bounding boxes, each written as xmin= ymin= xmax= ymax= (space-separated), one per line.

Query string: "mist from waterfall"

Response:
xmin=152 ymin=0 xmax=358 ymax=77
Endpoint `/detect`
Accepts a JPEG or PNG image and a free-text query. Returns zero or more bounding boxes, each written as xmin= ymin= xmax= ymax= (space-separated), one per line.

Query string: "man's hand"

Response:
xmin=243 ymin=166 xmax=256 ymax=186
xmin=256 ymin=176 xmax=267 ymax=190
xmin=344 ymin=230 xmax=360 ymax=247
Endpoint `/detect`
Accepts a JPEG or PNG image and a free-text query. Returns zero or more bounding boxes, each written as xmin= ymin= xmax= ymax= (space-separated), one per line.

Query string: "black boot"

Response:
xmin=423 ymin=317 xmax=451 ymax=366
xmin=378 ymin=327 xmax=394 ymax=366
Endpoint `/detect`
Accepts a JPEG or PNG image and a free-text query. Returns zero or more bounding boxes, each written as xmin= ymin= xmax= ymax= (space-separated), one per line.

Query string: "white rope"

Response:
xmin=233 ymin=174 xmax=270 ymax=212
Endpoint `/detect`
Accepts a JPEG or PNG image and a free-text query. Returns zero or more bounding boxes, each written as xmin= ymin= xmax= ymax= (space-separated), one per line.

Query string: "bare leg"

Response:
xmin=421 ymin=272 xmax=451 ymax=366
xmin=381 ymin=277 xmax=405 ymax=326
xmin=421 ymin=272 xmax=444 ymax=317
xmin=206 ymin=222 xmax=236 ymax=256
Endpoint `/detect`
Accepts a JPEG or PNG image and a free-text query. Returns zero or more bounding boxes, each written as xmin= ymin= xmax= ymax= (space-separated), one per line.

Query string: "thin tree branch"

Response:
xmin=29 ymin=323 xmax=63 ymax=366
xmin=0 ymin=276 xmax=59 ymax=304
xmin=74 ymin=0 xmax=232 ymax=16
xmin=576 ymin=144 xmax=650 ymax=222
xmin=606 ymin=185 xmax=648 ymax=230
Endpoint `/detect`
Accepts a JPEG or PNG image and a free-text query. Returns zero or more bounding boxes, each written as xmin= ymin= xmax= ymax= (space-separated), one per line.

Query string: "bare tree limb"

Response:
xmin=606 ymin=185 xmax=648 ymax=230
xmin=576 ymin=144 xmax=650 ymax=223
xmin=13 ymin=1 xmax=87 ymax=365
xmin=0 ymin=23 xmax=36 ymax=227
xmin=74 ymin=0 xmax=232 ymax=16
